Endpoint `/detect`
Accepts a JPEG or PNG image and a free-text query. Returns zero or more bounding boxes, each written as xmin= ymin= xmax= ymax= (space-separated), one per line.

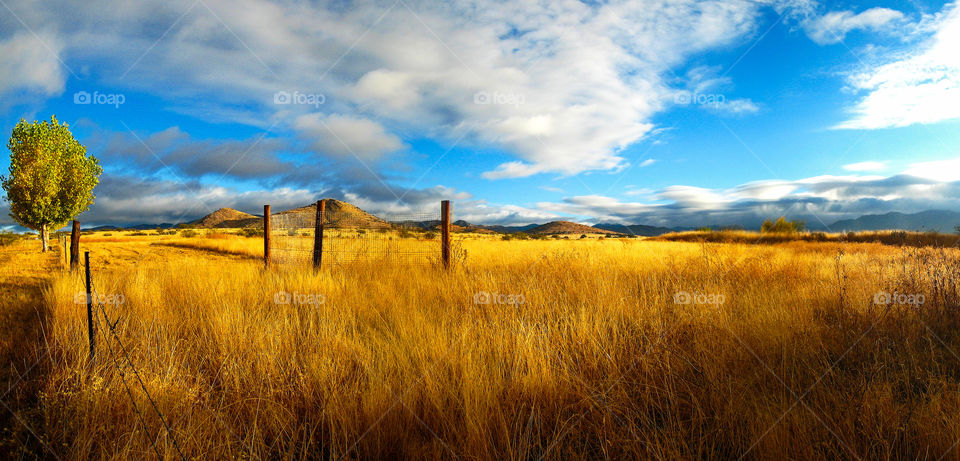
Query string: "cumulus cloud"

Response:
xmin=4 ymin=0 xmax=795 ymax=178
xmin=805 ymin=7 xmax=904 ymax=45
xmin=836 ymin=3 xmax=960 ymax=129
xmin=904 ymin=157 xmax=960 ymax=182
xmin=294 ymin=114 xmax=405 ymax=161
xmin=0 ymin=32 xmax=65 ymax=96
xmin=90 ymin=126 xmax=297 ymax=182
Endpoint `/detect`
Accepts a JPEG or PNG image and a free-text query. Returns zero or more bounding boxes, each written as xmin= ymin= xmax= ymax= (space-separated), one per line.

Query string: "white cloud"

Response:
xmin=639 ymin=159 xmax=656 ymax=167
xmin=905 ymin=157 xmax=960 ymax=182
xmin=531 ymin=166 xmax=960 ymax=228
xmin=836 ymin=3 xmax=960 ymax=129
xmin=9 ymin=0 xmax=803 ymax=178
xmin=843 ymin=161 xmax=886 ymax=172
xmin=805 ymin=7 xmax=904 ymax=45
xmin=704 ymin=98 xmax=760 ymax=115
xmin=0 ymin=32 xmax=65 ymax=96
xmin=294 ymin=114 xmax=405 ymax=161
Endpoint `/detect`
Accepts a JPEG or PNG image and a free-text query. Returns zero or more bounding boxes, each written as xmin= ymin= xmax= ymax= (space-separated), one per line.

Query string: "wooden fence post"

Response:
xmin=263 ymin=205 xmax=271 ymax=268
xmin=84 ymin=251 xmax=95 ymax=361
xmin=313 ymin=200 xmax=325 ymax=270
xmin=441 ymin=200 xmax=451 ymax=268
xmin=70 ymin=221 xmax=81 ymax=272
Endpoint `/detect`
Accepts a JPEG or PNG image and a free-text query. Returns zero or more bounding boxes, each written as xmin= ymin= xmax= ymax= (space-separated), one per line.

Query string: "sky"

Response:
xmin=1 ymin=0 xmax=960 ymax=230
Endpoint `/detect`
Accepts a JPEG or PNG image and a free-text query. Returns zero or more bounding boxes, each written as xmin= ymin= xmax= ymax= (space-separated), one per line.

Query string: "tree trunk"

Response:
xmin=40 ymin=224 xmax=48 ymax=252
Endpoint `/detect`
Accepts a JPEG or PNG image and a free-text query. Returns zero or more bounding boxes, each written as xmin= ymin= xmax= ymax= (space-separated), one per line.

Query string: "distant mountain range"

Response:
xmin=80 ymin=202 xmax=960 ymax=236
xmin=827 ymin=210 xmax=960 ymax=233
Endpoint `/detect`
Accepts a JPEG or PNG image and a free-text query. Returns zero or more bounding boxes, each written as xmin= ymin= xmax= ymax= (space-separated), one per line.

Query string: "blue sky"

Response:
xmin=1 ymin=0 xmax=960 ymax=229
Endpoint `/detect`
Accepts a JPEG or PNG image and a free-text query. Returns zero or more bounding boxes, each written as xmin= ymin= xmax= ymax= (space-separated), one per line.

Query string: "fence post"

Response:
xmin=441 ymin=200 xmax=451 ymax=268
xmin=313 ymin=200 xmax=325 ymax=270
xmin=263 ymin=205 xmax=271 ymax=268
xmin=84 ymin=251 xmax=96 ymax=361
xmin=70 ymin=221 xmax=81 ymax=272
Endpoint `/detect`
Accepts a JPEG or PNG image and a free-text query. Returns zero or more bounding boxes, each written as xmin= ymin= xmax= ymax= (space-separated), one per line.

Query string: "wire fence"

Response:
xmin=82 ymin=255 xmax=186 ymax=461
xmin=266 ymin=202 xmax=457 ymax=267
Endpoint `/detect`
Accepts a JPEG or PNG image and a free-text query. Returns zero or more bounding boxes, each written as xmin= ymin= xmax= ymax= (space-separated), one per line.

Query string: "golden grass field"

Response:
xmin=3 ymin=229 xmax=960 ymax=459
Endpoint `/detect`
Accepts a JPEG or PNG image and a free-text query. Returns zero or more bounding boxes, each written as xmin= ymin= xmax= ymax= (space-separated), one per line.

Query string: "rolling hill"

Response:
xmin=273 ymin=199 xmax=391 ymax=229
xmin=190 ymin=208 xmax=259 ymax=228
xmin=527 ymin=221 xmax=622 ymax=235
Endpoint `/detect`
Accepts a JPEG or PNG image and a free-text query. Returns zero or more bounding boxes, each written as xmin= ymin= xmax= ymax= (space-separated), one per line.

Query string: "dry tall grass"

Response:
xmin=37 ymin=237 xmax=960 ymax=459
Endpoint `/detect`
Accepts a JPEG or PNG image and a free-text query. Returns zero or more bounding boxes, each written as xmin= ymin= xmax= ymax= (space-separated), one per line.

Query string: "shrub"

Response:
xmin=424 ymin=232 xmax=436 ymax=239
xmin=180 ymin=230 xmax=199 ymax=238
xmin=579 ymin=234 xmax=587 ymax=239
xmin=761 ymin=217 xmax=805 ymax=234
xmin=0 ymin=231 xmax=24 ymax=246
xmin=238 ymin=228 xmax=264 ymax=238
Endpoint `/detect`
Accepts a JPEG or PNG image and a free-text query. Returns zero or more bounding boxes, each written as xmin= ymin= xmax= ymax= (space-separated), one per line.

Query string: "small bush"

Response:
xmin=239 ymin=228 xmax=264 ymax=238
xmin=0 ymin=231 xmax=24 ymax=246
xmin=761 ymin=217 xmax=805 ymax=234
xmin=424 ymin=232 xmax=436 ymax=239
xmin=180 ymin=230 xmax=199 ymax=238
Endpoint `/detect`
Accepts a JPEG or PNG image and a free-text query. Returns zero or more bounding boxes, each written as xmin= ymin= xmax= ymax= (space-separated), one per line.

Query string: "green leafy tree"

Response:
xmin=2 ymin=116 xmax=102 ymax=251
xmin=760 ymin=216 xmax=806 ymax=234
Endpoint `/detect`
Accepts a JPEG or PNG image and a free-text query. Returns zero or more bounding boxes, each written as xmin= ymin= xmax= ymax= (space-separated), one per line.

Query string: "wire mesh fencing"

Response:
xmin=265 ymin=201 xmax=458 ymax=268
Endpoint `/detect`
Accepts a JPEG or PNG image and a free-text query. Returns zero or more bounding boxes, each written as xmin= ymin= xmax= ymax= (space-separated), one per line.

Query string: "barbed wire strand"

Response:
xmin=86 ymin=274 xmax=187 ymax=461
xmin=92 ymin=304 xmax=164 ymax=460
